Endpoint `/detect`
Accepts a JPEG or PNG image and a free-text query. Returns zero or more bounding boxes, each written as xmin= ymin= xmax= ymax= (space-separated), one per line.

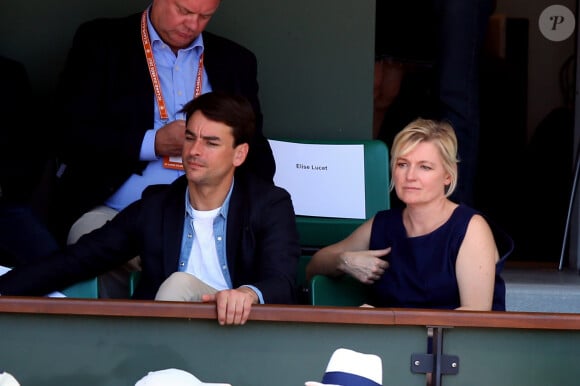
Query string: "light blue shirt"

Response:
xmin=177 ymin=180 xmax=265 ymax=304
xmin=105 ymin=7 xmax=213 ymax=211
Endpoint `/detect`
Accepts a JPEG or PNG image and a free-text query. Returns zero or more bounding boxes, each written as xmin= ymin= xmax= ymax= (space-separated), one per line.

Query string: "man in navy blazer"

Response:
xmin=0 ymin=92 xmax=299 ymax=325
xmin=49 ymin=0 xmax=275 ymax=246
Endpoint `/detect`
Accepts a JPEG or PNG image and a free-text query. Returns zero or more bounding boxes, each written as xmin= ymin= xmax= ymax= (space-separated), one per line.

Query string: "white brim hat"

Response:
xmin=135 ymin=368 xmax=231 ymax=386
xmin=0 ymin=372 xmax=20 ymax=386
xmin=305 ymin=348 xmax=383 ymax=386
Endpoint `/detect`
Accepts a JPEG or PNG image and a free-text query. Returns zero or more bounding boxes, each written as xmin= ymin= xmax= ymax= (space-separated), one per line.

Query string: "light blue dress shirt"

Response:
xmin=177 ymin=181 xmax=265 ymax=304
xmin=105 ymin=7 xmax=213 ymax=211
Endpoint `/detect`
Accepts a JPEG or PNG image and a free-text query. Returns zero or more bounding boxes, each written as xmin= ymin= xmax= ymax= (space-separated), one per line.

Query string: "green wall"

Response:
xmin=0 ymin=0 xmax=375 ymax=140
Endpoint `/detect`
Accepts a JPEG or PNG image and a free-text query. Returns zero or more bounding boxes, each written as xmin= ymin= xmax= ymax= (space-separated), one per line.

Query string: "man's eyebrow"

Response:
xmin=185 ymin=129 xmax=221 ymax=141
xmin=201 ymin=134 xmax=221 ymax=141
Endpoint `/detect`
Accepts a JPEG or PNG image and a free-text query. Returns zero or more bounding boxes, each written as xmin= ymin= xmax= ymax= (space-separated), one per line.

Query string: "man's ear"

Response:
xmin=233 ymin=143 xmax=249 ymax=167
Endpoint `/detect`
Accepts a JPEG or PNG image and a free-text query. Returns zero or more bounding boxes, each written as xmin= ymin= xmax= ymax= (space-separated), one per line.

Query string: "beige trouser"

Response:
xmin=67 ymin=205 xmax=141 ymax=299
xmin=156 ymin=272 xmax=219 ymax=302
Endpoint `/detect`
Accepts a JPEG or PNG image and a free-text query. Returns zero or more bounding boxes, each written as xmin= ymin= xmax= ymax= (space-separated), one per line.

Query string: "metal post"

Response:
xmin=559 ymin=147 xmax=580 ymax=270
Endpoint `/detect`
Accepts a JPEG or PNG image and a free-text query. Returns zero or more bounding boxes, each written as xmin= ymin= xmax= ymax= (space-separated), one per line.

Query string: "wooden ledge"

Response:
xmin=2 ymin=296 xmax=580 ymax=330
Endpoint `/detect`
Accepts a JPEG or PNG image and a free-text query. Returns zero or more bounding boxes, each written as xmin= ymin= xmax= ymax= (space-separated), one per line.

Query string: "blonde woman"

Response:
xmin=306 ymin=118 xmax=512 ymax=310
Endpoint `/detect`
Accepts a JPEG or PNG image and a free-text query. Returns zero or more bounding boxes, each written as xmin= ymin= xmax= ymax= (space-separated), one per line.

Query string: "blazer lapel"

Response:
xmin=226 ymin=181 xmax=245 ymax=284
xmin=162 ymin=180 xmax=187 ymax=276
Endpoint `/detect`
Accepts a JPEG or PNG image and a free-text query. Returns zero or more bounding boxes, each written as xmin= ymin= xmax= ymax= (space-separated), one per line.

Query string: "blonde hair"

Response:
xmin=389 ymin=118 xmax=459 ymax=197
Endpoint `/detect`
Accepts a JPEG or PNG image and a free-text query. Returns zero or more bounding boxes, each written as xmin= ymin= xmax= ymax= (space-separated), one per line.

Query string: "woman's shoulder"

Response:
xmin=460 ymin=205 xmax=514 ymax=262
xmin=454 ymin=204 xmax=494 ymax=231
xmin=448 ymin=204 xmax=482 ymax=227
xmin=454 ymin=203 xmax=479 ymax=217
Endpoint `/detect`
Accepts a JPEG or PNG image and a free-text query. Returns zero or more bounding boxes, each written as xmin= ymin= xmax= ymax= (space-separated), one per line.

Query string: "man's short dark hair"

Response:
xmin=180 ymin=91 xmax=256 ymax=146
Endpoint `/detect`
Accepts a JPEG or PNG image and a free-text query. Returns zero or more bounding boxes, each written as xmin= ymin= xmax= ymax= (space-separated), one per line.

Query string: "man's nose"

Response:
xmin=184 ymin=15 xmax=200 ymax=33
xmin=189 ymin=138 xmax=202 ymax=155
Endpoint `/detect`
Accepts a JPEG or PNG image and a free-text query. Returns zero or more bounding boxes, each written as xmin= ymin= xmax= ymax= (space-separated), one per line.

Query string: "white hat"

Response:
xmin=135 ymin=368 xmax=231 ymax=386
xmin=305 ymin=348 xmax=382 ymax=386
xmin=0 ymin=372 xmax=20 ymax=386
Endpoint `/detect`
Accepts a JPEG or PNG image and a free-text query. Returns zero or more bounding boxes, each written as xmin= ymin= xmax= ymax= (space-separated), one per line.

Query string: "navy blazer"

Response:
xmin=0 ymin=174 xmax=300 ymax=304
xmin=50 ymin=12 xmax=275 ymax=241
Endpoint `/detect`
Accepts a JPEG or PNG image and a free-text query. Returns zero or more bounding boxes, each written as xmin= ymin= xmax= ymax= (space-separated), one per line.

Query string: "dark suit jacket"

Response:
xmin=50 ymin=12 xmax=275 ymax=241
xmin=0 ymin=56 xmax=48 ymax=204
xmin=0 ymin=174 xmax=299 ymax=304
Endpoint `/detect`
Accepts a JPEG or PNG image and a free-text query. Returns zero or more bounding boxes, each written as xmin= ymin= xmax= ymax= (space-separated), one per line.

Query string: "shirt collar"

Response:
xmin=184 ymin=179 xmax=234 ymax=220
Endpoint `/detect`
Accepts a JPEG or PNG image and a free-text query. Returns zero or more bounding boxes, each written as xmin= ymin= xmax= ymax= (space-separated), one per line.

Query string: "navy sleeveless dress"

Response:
xmin=368 ymin=204 xmax=510 ymax=311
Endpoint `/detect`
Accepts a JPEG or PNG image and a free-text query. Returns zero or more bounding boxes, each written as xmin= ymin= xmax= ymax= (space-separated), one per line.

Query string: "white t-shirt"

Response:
xmin=185 ymin=207 xmax=229 ymax=290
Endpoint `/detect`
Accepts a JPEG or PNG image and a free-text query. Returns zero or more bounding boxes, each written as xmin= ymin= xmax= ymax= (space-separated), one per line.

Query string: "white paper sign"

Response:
xmin=269 ymin=140 xmax=366 ymax=219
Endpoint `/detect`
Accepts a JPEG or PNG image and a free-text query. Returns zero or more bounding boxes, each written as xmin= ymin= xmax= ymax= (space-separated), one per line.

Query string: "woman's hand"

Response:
xmin=339 ymin=247 xmax=391 ymax=284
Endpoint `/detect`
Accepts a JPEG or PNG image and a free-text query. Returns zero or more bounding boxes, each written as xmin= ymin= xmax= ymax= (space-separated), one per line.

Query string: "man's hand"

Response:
xmin=202 ymin=286 xmax=259 ymax=325
xmin=154 ymin=119 xmax=186 ymax=157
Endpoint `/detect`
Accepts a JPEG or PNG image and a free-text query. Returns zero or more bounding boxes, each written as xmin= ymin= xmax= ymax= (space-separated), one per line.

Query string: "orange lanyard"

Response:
xmin=141 ymin=10 xmax=204 ymax=121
